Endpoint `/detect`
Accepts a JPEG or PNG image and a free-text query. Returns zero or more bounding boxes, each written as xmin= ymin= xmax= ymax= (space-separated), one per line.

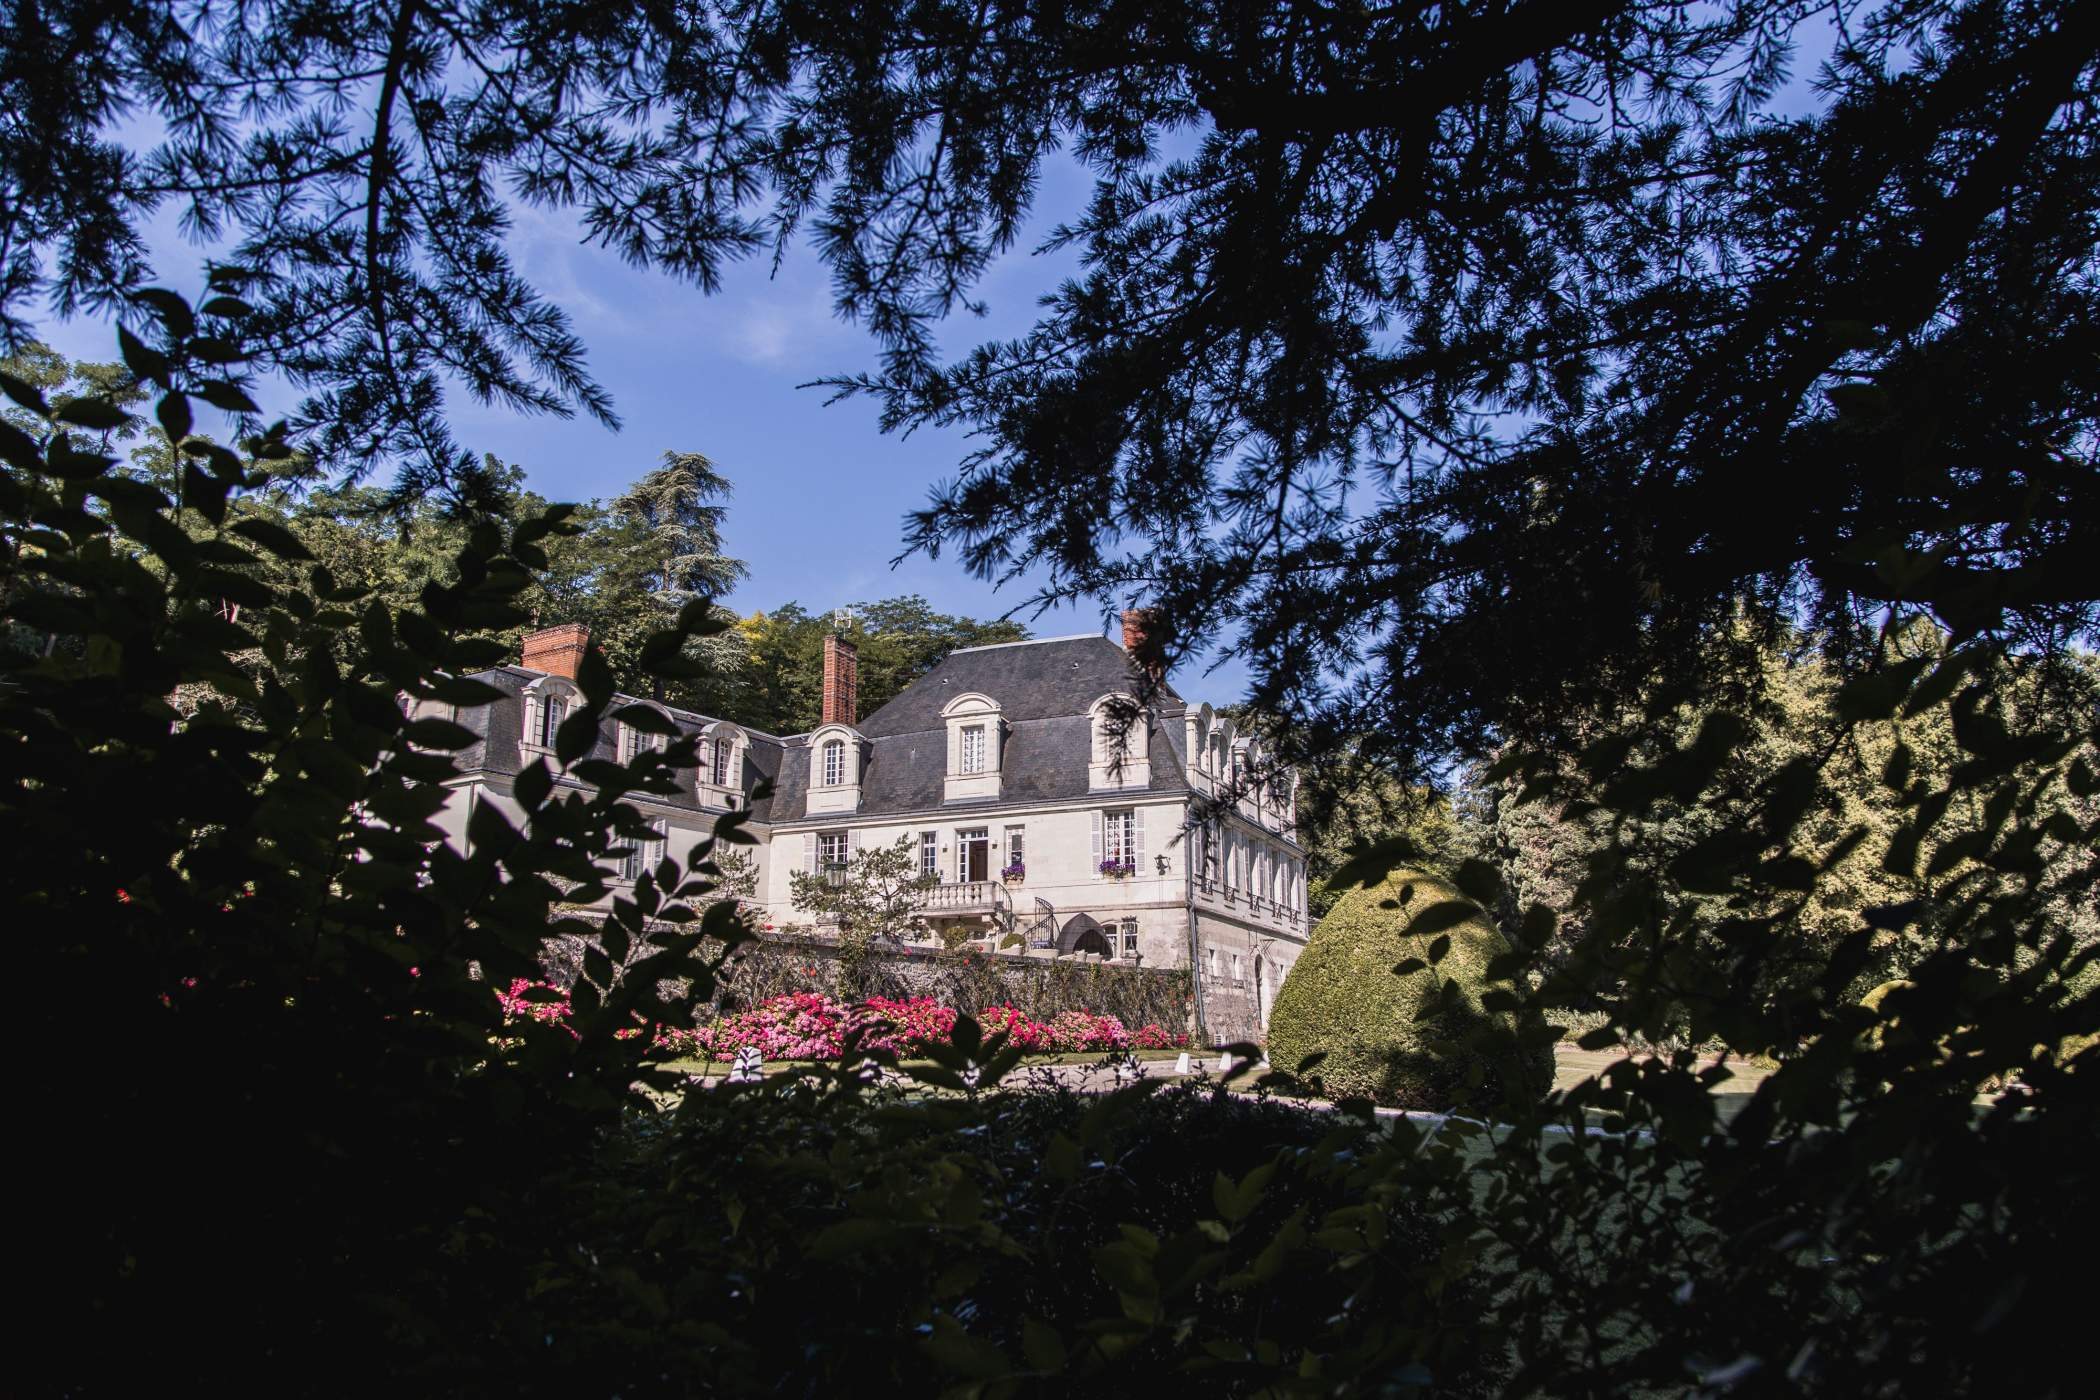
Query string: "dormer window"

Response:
xmin=520 ymin=676 xmax=583 ymax=759
xmin=805 ymin=723 xmax=867 ymax=816
xmin=617 ymin=705 xmax=672 ymax=764
xmin=712 ymin=739 xmax=736 ymax=787
xmin=939 ymin=693 xmax=1007 ymax=801
xmin=1088 ymin=693 xmax=1152 ymax=791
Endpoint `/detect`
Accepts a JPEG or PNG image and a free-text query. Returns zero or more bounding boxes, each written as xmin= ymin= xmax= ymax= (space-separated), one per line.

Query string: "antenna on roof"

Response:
xmin=832 ymin=608 xmax=854 ymax=631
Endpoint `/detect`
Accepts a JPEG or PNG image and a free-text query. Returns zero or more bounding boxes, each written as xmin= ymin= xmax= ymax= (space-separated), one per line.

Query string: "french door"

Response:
xmin=956 ymin=828 xmax=990 ymax=882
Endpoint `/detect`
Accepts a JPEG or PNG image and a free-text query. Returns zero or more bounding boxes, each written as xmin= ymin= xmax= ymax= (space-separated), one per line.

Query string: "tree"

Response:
xmin=1290 ymin=747 xmax=1463 ymax=920
xmin=1460 ymin=616 xmax=2100 ymax=1018
xmin=608 ymin=451 xmax=745 ymax=608
xmin=788 ymin=836 xmax=939 ymax=992
xmin=737 ymin=597 xmax=1027 ymax=733
xmin=7 ymin=2 xmax=2090 ymax=762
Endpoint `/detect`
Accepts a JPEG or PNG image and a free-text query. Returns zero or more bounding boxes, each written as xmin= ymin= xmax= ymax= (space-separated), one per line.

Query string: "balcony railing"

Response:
xmin=916 ymin=880 xmax=1007 ymax=915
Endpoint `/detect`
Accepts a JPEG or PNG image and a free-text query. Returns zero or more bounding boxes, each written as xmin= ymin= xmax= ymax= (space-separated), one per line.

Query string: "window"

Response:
xmin=1231 ymin=953 xmax=1244 ymax=988
xmin=821 ymin=738 xmax=846 ymax=786
xmin=712 ymin=739 xmax=735 ymax=786
xmin=1003 ymin=825 xmax=1026 ymax=874
xmin=818 ymin=830 xmax=850 ymax=885
xmin=1102 ymin=809 xmax=1136 ymax=869
xmin=1206 ymin=948 xmax=1220 ymax=979
xmin=960 ymin=724 xmax=987 ymax=774
xmin=534 ymin=693 xmax=565 ymax=748
xmin=920 ymin=831 xmax=940 ymax=879
xmin=620 ymin=823 xmax=665 ymax=882
xmin=622 ymin=723 xmax=665 ymax=763
xmin=1118 ymin=918 xmax=1139 ymax=958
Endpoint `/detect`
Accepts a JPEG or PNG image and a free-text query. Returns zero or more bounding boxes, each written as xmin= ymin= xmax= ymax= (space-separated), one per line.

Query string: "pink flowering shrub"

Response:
xmin=850 ymin=996 xmax=958 ymax=1055
xmin=979 ymin=1004 xmax=1057 ymax=1052
xmin=1053 ymin=1008 xmax=1131 ymax=1052
xmin=699 ymin=991 xmax=850 ymax=1060
xmin=494 ymin=978 xmax=577 ymax=1039
xmin=549 ymin=990 xmax=1192 ymax=1064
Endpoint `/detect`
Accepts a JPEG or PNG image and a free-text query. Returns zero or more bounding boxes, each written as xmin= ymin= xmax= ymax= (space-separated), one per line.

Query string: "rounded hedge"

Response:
xmin=1266 ymin=867 xmax=1554 ymax=1112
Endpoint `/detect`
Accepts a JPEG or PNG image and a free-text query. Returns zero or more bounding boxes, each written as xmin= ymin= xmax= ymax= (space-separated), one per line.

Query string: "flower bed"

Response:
xmin=673 ymin=994 xmax=1183 ymax=1062
xmin=496 ymin=982 xmax=1190 ymax=1062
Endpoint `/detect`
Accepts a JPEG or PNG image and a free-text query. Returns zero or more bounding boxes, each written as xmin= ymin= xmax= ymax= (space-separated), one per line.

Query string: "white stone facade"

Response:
xmin=431 ymin=629 xmax=1311 ymax=1041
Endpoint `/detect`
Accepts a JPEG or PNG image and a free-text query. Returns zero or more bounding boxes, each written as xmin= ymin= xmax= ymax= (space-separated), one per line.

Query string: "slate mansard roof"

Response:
xmin=452 ymin=633 xmax=1198 ymax=827
xmin=768 ymin=634 xmax=1195 ymax=823
xmin=454 ymin=665 xmax=788 ymax=823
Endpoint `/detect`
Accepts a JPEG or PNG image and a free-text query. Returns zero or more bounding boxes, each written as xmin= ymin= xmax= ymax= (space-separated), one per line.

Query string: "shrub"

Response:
xmin=1266 ymin=866 xmax=1553 ymax=1111
xmin=543 ymin=1074 xmax=1507 ymax=1395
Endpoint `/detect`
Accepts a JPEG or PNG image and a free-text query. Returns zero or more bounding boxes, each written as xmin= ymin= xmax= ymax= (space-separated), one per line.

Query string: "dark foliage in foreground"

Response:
xmin=538 ymin=1074 xmax=1501 ymax=1397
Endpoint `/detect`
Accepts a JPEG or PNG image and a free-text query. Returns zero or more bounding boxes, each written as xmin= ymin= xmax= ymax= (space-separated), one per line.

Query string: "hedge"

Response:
xmin=1266 ymin=866 xmax=1553 ymax=1111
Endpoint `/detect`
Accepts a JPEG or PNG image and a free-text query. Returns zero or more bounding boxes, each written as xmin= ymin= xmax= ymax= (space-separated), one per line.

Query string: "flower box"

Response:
xmin=1099 ymin=860 xmax=1136 ymax=878
xmin=1000 ymin=863 xmax=1026 ymax=882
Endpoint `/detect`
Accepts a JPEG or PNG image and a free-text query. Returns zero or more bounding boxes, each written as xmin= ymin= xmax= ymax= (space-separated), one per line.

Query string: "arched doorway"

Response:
xmin=1059 ymin=913 xmax=1112 ymax=957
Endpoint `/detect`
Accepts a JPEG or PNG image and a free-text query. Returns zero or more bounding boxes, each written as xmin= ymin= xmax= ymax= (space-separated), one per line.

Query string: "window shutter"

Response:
xmin=1133 ymin=807 xmax=1145 ymax=871
xmin=848 ymin=829 xmax=861 ymax=860
xmin=804 ymin=832 xmax=817 ymax=875
xmin=1090 ymin=810 xmax=1103 ymax=878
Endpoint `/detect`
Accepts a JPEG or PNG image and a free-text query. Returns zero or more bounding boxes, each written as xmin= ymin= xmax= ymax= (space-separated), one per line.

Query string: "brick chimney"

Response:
xmin=1121 ymin=608 xmax=1167 ymax=684
xmin=520 ymin=621 xmax=589 ymax=680
xmin=821 ymin=632 xmax=859 ymax=727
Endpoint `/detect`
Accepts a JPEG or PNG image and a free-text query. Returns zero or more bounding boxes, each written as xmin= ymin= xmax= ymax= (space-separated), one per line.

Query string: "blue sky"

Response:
xmin=32 ymin=147 xmax=1260 ymax=698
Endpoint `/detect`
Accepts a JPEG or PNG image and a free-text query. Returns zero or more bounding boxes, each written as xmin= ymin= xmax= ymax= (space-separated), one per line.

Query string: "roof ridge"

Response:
xmin=946 ymin=633 xmax=1103 ymax=655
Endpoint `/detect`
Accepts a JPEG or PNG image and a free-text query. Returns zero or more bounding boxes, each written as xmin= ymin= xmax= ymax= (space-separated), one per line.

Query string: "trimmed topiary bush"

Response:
xmin=1267 ymin=866 xmax=1554 ymax=1111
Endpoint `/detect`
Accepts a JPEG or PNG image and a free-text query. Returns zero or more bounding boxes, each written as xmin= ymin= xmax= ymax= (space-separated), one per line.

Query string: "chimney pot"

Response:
xmin=822 ymin=632 xmax=860 ymax=727
xmin=520 ymin=622 xmax=590 ymax=680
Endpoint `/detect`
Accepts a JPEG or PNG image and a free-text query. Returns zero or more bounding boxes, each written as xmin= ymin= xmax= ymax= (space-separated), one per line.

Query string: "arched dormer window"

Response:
xmin=617 ymin=701 xmax=674 ymax=764
xmin=699 ymin=720 xmax=745 ymax=807
xmin=805 ymin=723 xmax=866 ymax=816
xmin=940 ymin=692 xmax=1007 ymax=800
xmin=1088 ymin=692 xmax=1152 ymax=792
xmin=521 ymin=675 xmax=583 ymax=757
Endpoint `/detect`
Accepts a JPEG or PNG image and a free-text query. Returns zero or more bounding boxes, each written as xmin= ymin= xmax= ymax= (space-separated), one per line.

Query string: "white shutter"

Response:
xmin=1090 ymin=810 xmax=1103 ymax=878
xmin=848 ymin=829 xmax=861 ymax=860
xmin=1133 ymin=807 xmax=1146 ymax=873
xmin=803 ymin=832 xmax=817 ymax=875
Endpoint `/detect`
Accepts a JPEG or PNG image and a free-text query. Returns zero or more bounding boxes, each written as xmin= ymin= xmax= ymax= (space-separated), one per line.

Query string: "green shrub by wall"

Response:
xmin=1266 ymin=866 xmax=1553 ymax=1111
